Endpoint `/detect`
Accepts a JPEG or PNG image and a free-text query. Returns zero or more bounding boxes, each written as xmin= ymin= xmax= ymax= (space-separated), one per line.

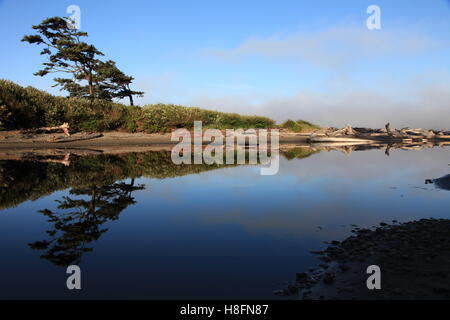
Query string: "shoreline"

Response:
xmin=0 ymin=130 xmax=448 ymax=161
xmin=0 ymin=130 xmax=312 ymax=149
xmin=283 ymin=219 xmax=450 ymax=300
xmin=4 ymin=130 xmax=450 ymax=150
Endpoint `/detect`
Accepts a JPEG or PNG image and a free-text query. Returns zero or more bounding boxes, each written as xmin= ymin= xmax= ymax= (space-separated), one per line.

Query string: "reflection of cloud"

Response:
xmin=162 ymin=147 xmax=450 ymax=240
xmin=132 ymin=147 xmax=450 ymax=243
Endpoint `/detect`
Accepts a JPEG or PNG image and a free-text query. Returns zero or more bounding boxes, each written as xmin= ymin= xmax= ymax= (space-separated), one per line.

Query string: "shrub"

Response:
xmin=0 ymin=80 xmax=277 ymax=133
xmin=126 ymin=119 xmax=137 ymax=133
xmin=281 ymin=119 xmax=321 ymax=132
xmin=0 ymin=80 xmax=130 ymax=132
xmin=138 ymin=104 xmax=275 ymax=130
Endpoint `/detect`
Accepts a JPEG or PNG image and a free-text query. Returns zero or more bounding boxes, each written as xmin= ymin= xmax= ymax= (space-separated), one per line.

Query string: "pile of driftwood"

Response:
xmin=316 ymin=123 xmax=450 ymax=142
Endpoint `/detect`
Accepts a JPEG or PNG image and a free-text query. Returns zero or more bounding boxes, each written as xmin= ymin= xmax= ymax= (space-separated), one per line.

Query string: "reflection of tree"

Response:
xmin=28 ymin=179 xmax=144 ymax=267
xmin=0 ymin=152 xmax=238 ymax=210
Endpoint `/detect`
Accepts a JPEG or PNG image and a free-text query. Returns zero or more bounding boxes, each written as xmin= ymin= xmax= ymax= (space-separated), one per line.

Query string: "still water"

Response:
xmin=0 ymin=145 xmax=449 ymax=299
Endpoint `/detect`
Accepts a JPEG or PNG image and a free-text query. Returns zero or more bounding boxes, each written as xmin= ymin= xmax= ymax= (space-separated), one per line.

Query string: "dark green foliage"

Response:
xmin=94 ymin=60 xmax=144 ymax=105
xmin=22 ymin=16 xmax=144 ymax=103
xmin=0 ymin=80 xmax=276 ymax=132
xmin=0 ymin=80 xmax=128 ymax=131
xmin=0 ymin=80 xmax=65 ymax=129
xmin=21 ymin=16 xmax=104 ymax=99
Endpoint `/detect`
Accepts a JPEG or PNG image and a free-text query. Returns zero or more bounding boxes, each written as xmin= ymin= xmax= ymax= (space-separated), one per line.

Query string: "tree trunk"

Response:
xmin=128 ymin=178 xmax=135 ymax=197
xmin=87 ymin=71 xmax=94 ymax=99
xmin=126 ymin=85 xmax=134 ymax=106
xmin=128 ymin=94 xmax=134 ymax=106
xmin=89 ymin=189 xmax=96 ymax=214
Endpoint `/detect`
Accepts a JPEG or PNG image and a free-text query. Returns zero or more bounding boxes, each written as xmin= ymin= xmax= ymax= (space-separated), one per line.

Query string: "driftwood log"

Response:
xmin=47 ymin=133 xmax=103 ymax=143
xmin=22 ymin=123 xmax=70 ymax=136
xmin=326 ymin=125 xmax=355 ymax=137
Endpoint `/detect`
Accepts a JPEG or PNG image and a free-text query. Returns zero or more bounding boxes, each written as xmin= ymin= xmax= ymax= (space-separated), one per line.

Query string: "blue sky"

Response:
xmin=1 ymin=0 xmax=450 ymax=128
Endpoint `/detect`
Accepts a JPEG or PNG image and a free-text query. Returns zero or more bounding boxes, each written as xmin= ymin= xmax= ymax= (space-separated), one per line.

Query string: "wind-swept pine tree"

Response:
xmin=22 ymin=17 xmax=144 ymax=104
xmin=22 ymin=17 xmax=104 ymax=99
xmin=95 ymin=60 xmax=144 ymax=106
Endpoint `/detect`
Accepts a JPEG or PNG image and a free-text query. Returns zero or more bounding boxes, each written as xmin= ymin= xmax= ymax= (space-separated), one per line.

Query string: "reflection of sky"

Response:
xmin=139 ymin=147 xmax=450 ymax=240
xmin=0 ymin=147 xmax=450 ymax=299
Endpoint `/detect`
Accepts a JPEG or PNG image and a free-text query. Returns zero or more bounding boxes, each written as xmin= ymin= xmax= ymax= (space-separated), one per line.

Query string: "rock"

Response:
xmin=323 ymin=273 xmax=335 ymax=285
xmin=273 ymin=289 xmax=284 ymax=295
xmin=286 ymin=285 xmax=299 ymax=295
xmin=287 ymin=219 xmax=450 ymax=299
xmin=296 ymin=272 xmax=308 ymax=282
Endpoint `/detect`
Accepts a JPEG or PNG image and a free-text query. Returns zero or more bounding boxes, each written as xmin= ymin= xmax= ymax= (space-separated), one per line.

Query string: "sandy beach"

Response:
xmin=0 ymin=130 xmax=312 ymax=149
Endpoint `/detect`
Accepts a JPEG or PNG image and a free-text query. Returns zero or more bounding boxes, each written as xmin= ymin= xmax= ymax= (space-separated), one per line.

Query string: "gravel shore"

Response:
xmin=283 ymin=219 xmax=450 ymax=300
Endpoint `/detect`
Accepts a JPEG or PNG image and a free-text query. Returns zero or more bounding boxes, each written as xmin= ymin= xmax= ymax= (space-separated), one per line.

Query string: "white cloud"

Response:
xmin=191 ymin=25 xmax=450 ymax=129
xmin=131 ymin=25 xmax=450 ymax=130
xmin=189 ymin=81 xmax=450 ymax=130
xmin=206 ymin=25 xmax=445 ymax=69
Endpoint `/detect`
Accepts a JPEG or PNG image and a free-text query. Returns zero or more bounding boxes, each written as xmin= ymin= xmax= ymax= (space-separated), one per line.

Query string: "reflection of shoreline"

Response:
xmin=283 ymin=218 xmax=450 ymax=300
xmin=0 ymin=144 xmax=175 ymax=160
xmin=1 ymin=144 xmax=449 ymax=210
xmin=0 ymin=141 xmax=448 ymax=161
xmin=0 ymin=151 xmax=237 ymax=210
xmin=2 ymin=128 xmax=450 ymax=150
